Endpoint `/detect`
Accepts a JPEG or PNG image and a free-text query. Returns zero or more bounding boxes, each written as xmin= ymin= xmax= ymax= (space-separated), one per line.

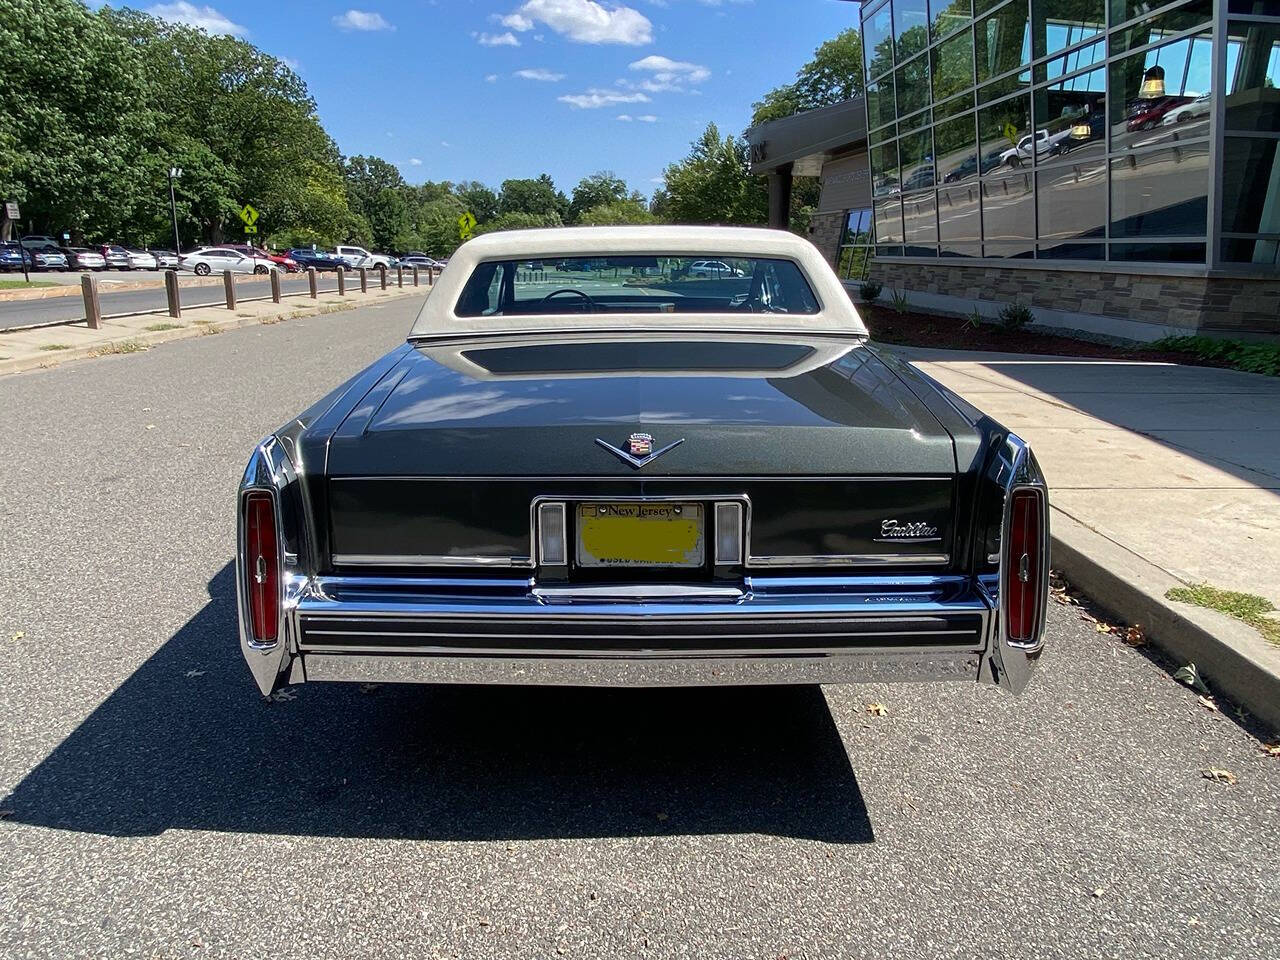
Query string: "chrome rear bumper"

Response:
xmin=241 ymin=573 xmax=1016 ymax=695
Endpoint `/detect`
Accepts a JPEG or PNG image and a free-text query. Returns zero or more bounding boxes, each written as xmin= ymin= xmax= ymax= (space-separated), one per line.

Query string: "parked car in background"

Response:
xmin=287 ymin=247 xmax=343 ymax=271
xmin=688 ymin=260 xmax=746 ymax=278
xmin=97 ymin=245 xmax=132 ymax=270
xmin=180 ymin=247 xmax=278 ymax=276
xmin=59 ymin=247 xmax=107 ymax=270
xmin=153 ymin=250 xmax=181 ymax=269
xmin=263 ymin=250 xmax=299 ymax=272
xmin=126 ymin=249 xmax=158 ymax=270
xmin=19 ymin=235 xmax=60 ymax=251
xmin=26 ymin=248 xmax=69 ymax=271
xmin=0 ymin=242 xmax=27 ymax=271
xmin=334 ymin=244 xmax=393 ymax=269
xmin=399 ymin=254 xmax=443 ymax=271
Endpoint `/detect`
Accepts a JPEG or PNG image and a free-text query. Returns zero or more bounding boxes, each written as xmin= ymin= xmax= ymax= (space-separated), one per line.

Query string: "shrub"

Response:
xmin=963 ymin=305 xmax=983 ymax=331
xmin=998 ymin=302 xmax=1034 ymax=331
xmin=889 ymin=288 xmax=910 ymax=314
xmin=858 ymin=281 xmax=882 ymax=303
xmin=1153 ymin=335 xmax=1280 ymax=378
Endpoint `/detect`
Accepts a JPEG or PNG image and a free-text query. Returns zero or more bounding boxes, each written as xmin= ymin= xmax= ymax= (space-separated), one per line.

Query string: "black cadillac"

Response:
xmin=237 ymin=226 xmax=1049 ymax=698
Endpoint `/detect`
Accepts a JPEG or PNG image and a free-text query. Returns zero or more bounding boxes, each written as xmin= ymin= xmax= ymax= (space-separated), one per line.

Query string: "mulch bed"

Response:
xmin=858 ymin=304 xmax=1228 ymax=368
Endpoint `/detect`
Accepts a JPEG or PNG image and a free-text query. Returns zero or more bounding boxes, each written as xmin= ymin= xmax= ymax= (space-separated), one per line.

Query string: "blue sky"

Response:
xmin=104 ymin=1 xmax=858 ymax=197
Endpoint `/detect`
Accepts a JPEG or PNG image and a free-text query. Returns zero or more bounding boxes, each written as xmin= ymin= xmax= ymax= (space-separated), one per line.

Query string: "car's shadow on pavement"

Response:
xmin=4 ymin=564 xmax=874 ymax=844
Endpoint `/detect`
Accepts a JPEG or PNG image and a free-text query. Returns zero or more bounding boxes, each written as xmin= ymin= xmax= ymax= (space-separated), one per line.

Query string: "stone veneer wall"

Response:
xmin=807 ymin=211 xmax=845 ymax=267
xmin=866 ymin=259 xmax=1280 ymax=340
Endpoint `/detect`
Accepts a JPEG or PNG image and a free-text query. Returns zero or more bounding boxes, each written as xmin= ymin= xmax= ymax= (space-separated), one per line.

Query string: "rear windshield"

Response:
xmin=455 ymin=256 xmax=821 ymax=317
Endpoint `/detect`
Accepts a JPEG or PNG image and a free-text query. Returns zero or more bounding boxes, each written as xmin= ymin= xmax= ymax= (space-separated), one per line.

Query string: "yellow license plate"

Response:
xmin=577 ymin=502 xmax=704 ymax=568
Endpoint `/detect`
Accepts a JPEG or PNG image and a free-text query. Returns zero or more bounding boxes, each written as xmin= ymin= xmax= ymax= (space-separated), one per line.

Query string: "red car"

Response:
xmin=225 ymin=244 xmax=299 ymax=273
xmin=1126 ymin=97 xmax=1191 ymax=132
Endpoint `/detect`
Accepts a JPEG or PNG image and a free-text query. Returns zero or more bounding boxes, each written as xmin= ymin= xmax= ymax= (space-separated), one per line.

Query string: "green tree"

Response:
xmin=660 ymin=124 xmax=768 ymax=226
xmin=454 ymin=181 xmax=499 ymax=224
xmin=474 ymin=210 xmax=564 ymax=236
xmin=568 ymin=171 xmax=634 ymax=223
xmin=0 ymin=0 xmax=155 ymax=241
xmin=751 ymin=28 xmax=864 ymax=126
xmin=577 ymin=200 xmax=658 ymax=226
xmin=498 ymin=174 xmax=568 ymax=219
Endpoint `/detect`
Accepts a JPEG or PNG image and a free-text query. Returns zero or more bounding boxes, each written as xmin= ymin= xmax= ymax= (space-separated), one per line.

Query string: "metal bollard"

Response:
xmin=164 ymin=270 xmax=181 ymax=318
xmin=397 ymin=265 xmax=404 ymax=288
xmin=358 ymin=266 xmax=368 ymax=294
xmin=412 ymin=267 xmax=419 ymax=287
xmin=270 ymin=269 xmax=282 ymax=303
xmin=379 ymin=265 xmax=388 ymax=290
xmin=337 ymin=266 xmax=346 ymax=296
xmin=223 ymin=270 xmax=236 ymax=310
xmin=81 ymin=274 xmax=102 ymax=330
xmin=307 ymin=267 xmax=318 ymax=298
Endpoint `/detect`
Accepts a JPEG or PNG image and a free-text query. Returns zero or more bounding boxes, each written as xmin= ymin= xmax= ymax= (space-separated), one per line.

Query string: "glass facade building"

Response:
xmin=858 ymin=0 xmax=1280 ymax=270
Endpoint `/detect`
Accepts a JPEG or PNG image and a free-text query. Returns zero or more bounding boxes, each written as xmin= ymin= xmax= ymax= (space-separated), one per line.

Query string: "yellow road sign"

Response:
xmin=1002 ymin=121 xmax=1019 ymax=144
xmin=458 ymin=211 xmax=477 ymax=241
xmin=239 ymin=203 xmax=259 ymax=226
xmin=244 ymin=225 xmax=258 ymax=234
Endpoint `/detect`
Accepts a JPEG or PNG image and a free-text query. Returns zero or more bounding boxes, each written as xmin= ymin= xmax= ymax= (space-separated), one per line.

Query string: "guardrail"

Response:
xmin=1 ymin=265 xmax=436 ymax=334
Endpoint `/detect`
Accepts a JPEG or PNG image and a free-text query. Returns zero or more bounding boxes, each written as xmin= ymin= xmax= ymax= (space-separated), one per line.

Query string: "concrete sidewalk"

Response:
xmin=894 ymin=344 xmax=1280 ymax=725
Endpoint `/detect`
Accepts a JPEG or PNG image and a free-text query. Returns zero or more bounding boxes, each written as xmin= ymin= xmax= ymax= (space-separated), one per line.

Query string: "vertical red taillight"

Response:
xmin=244 ymin=491 xmax=279 ymax=643
xmin=1004 ymin=488 xmax=1044 ymax=644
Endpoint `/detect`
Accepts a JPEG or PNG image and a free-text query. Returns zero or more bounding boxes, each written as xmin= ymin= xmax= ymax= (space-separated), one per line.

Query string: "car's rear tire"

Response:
xmin=254 ymin=264 xmax=269 ymax=275
xmin=194 ymin=263 xmax=210 ymax=276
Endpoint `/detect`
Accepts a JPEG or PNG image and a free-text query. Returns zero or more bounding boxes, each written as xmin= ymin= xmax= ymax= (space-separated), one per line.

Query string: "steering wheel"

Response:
xmin=539 ymin=288 xmax=598 ymax=311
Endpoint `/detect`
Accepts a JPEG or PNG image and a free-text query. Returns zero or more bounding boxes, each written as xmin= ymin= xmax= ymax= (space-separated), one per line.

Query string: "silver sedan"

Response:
xmin=179 ymin=247 xmax=279 ymax=277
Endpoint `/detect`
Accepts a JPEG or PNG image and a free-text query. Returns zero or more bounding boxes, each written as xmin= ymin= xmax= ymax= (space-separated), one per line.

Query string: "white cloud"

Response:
xmin=145 ymin=3 xmax=247 ymax=37
xmin=501 ymin=0 xmax=652 ymax=45
xmin=485 ymin=73 xmax=500 ymax=82
xmin=558 ymin=88 xmax=651 ymax=109
xmin=441 ymin=141 xmax=452 ymax=148
xmin=408 ymin=158 xmax=423 ymax=166
xmin=515 ymin=68 xmax=566 ymax=81
xmin=617 ymin=114 xmax=633 ymax=121
xmin=626 ymin=54 xmax=709 ymax=92
xmin=332 ymin=9 xmax=394 ymax=31
xmin=477 ymin=31 xmax=521 ymax=46
xmin=636 ymin=114 xmax=658 ymax=122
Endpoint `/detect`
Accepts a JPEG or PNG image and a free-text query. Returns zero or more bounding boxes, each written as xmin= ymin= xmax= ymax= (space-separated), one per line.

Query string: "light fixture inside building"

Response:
xmin=1139 ymin=65 xmax=1166 ymax=99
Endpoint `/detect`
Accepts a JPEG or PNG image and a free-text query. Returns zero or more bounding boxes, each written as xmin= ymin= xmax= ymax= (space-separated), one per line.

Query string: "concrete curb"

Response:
xmin=0 ymin=289 xmax=426 ymax=378
xmin=1051 ymin=508 xmax=1280 ymax=731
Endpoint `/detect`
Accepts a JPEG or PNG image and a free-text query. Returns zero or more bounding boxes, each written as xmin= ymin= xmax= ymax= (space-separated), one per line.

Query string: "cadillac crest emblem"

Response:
xmin=595 ymin=432 xmax=685 ymax=469
xmin=628 ymin=433 xmax=654 ymax=457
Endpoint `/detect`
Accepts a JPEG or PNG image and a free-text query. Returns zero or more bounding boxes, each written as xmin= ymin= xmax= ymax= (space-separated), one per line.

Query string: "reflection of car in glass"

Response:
xmin=688 ymin=260 xmax=745 ymax=278
xmin=999 ymin=129 xmax=1070 ymax=167
xmin=234 ymin=225 xmax=1051 ymax=704
xmin=942 ymin=154 xmax=978 ymax=183
xmin=1161 ymin=93 xmax=1211 ymax=125
xmin=901 ymin=164 xmax=936 ymax=191
xmin=1125 ymin=96 xmax=1192 ymax=131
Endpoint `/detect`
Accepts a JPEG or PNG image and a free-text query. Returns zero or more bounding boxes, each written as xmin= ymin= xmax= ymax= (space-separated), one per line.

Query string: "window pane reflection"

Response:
xmin=978 ymin=95 xmax=1031 ymax=173
xmin=1110 ymin=143 xmax=1209 ymax=237
xmin=1221 ymin=137 xmax=1280 ymax=237
xmin=903 ymin=190 xmax=939 ymax=253
xmin=1109 ymin=0 xmax=1211 ymax=57
xmin=975 ymin=2 xmax=1032 ymax=85
xmin=938 ymin=182 xmax=982 ymax=247
xmin=897 ymin=57 xmax=932 ymax=120
xmin=1226 ymin=20 xmax=1280 ymax=133
xmin=982 ymin=170 xmax=1036 ymax=257
xmin=1034 ymin=68 xmax=1106 ymax=165
xmin=1037 ymin=160 xmax=1106 ymax=241
xmin=1109 ymin=33 xmax=1214 ymax=152
xmin=933 ymin=0 xmax=972 ymax=42
xmin=1033 ymin=0 xmax=1104 ymax=60
xmin=875 ymin=195 xmax=905 ymax=244
xmin=933 ymin=27 xmax=975 ymax=104
xmin=900 ymin=128 xmax=936 ymax=191
xmin=867 ymin=78 xmax=897 ymax=132
xmin=865 ymin=1 xmax=895 ymax=80
xmin=871 ymin=140 xmax=900 ymax=196
xmin=936 ymin=112 xmax=979 ymax=184
xmin=895 ymin=0 xmax=932 ymax=62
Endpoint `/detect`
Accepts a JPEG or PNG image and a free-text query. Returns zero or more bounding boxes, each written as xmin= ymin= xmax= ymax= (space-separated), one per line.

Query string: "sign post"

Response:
xmin=6 ymin=201 xmax=28 ymax=283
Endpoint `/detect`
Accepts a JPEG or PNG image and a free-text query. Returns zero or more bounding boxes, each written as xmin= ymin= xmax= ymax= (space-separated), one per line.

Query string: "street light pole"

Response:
xmin=168 ymin=166 xmax=183 ymax=255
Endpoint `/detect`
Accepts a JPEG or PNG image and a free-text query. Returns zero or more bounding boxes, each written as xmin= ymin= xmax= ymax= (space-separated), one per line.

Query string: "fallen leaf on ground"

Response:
xmin=1262 ymin=744 xmax=1280 ymax=757
xmin=1095 ymin=622 xmax=1115 ymax=634
xmin=1079 ymin=611 xmax=1097 ymax=623
xmin=1174 ymin=663 xmax=1212 ymax=696
xmin=9 ymin=631 xmax=23 ymax=642
xmin=866 ymin=702 xmax=888 ymax=716
xmin=1201 ymin=768 xmax=1238 ymax=785
xmin=1197 ymin=695 xmax=1218 ymax=713
xmin=1123 ymin=624 xmax=1147 ymax=646
xmin=1092 ymin=886 xmax=1106 ymax=898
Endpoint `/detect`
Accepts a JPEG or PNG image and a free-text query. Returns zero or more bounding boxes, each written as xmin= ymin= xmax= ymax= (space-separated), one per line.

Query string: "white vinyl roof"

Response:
xmin=407 ymin=225 xmax=868 ymax=339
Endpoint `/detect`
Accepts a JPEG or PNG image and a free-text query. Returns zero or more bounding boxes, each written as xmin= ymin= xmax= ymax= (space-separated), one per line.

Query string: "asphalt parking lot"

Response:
xmin=2 ymin=298 xmax=1278 ymax=960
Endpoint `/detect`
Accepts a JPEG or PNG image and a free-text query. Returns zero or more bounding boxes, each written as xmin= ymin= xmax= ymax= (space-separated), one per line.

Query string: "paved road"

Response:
xmin=2 ymin=301 xmax=1278 ymax=959
xmin=0 ymin=272 xmax=363 ymax=330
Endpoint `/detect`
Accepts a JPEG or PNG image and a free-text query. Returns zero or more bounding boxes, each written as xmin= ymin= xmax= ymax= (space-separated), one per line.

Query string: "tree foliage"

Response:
xmin=660 ymin=124 xmax=768 ymax=226
xmin=751 ymin=28 xmax=864 ymax=126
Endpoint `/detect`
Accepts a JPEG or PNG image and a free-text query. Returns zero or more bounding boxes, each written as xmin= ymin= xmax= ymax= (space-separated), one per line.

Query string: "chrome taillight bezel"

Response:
xmin=241 ymin=487 xmax=282 ymax=646
xmin=997 ymin=438 xmax=1050 ymax=653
